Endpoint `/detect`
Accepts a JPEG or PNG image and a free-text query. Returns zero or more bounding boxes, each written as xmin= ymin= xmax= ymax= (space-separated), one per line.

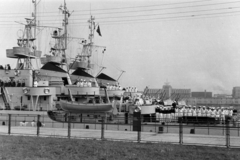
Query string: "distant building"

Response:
xmin=191 ymin=91 xmax=212 ymax=98
xmin=186 ymin=97 xmax=240 ymax=107
xmin=143 ymin=83 xmax=191 ymax=100
xmin=213 ymin=94 xmax=232 ymax=98
xmin=232 ymin=87 xmax=240 ymax=98
xmin=143 ymin=84 xmax=240 ymax=108
xmin=187 ymin=87 xmax=240 ymax=107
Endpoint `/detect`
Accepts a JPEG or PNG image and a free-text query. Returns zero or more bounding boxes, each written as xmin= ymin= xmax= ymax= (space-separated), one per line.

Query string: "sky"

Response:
xmin=1 ymin=0 xmax=240 ymax=94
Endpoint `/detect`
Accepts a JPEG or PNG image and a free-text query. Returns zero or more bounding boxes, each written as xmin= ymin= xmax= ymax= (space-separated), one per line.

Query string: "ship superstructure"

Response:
xmin=0 ymin=0 xmax=142 ymax=121
xmin=0 ymin=0 xmax=56 ymax=111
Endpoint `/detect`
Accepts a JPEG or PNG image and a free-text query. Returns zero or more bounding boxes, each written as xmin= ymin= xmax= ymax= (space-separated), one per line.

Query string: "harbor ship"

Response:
xmin=0 ymin=0 xmax=145 ymax=123
xmin=1 ymin=0 xmax=238 ymax=126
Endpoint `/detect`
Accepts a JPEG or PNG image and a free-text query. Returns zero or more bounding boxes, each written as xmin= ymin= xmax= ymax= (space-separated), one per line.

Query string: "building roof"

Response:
xmin=41 ymin=62 xmax=67 ymax=73
xmin=71 ymin=68 xmax=94 ymax=78
xmin=96 ymin=73 xmax=116 ymax=81
xmin=191 ymin=92 xmax=212 ymax=98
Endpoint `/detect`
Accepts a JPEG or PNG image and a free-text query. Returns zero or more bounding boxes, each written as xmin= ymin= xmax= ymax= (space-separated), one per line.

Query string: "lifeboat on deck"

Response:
xmin=60 ymin=86 xmax=112 ymax=113
xmin=59 ymin=99 xmax=112 ymax=113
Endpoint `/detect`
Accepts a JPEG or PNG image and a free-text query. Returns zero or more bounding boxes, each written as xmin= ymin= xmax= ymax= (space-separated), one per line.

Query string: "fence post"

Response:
xmin=179 ymin=117 xmax=183 ymax=144
xmin=8 ymin=114 xmax=11 ymax=135
xmin=155 ymin=121 xmax=156 ymax=133
xmin=208 ymin=122 xmax=210 ymax=135
xmin=95 ymin=118 xmax=97 ymax=130
xmin=238 ymin=123 xmax=239 ymax=137
xmin=37 ymin=115 xmax=40 ymax=136
xmin=222 ymin=123 xmax=225 ymax=136
xmin=14 ymin=116 xmax=16 ymax=126
xmin=167 ymin=122 xmax=169 ymax=133
xmin=137 ymin=131 xmax=141 ymax=143
xmin=118 ymin=118 xmax=119 ymax=131
xmin=226 ymin=118 xmax=230 ymax=148
xmin=106 ymin=120 xmax=108 ymax=130
xmin=68 ymin=113 xmax=71 ymax=139
xmin=101 ymin=116 xmax=105 ymax=140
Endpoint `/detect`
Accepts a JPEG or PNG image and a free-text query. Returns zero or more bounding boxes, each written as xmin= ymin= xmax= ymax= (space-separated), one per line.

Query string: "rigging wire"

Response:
xmin=18 ymin=9 xmax=240 ymax=27
xmin=1 ymin=1 xmax=240 ymax=28
xmin=7 ymin=5 xmax=240 ymax=23
xmin=1 ymin=9 xmax=240 ymax=27
xmin=68 ymin=0 xmax=214 ymax=12
xmin=1 ymin=2 xmax=240 ymax=25
xmin=0 ymin=0 xmax=26 ymax=45
xmin=1 ymin=10 xmax=240 ymax=28
xmin=71 ymin=0 xmax=240 ymax=16
xmin=1 ymin=0 xmax=240 ymax=18
xmin=0 ymin=0 xmax=215 ymax=15
xmin=90 ymin=9 xmax=240 ymax=24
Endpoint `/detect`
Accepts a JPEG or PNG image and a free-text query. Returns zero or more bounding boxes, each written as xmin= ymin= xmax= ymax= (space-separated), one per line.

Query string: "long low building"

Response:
xmin=143 ymin=83 xmax=240 ymax=108
xmin=186 ymin=97 xmax=240 ymax=107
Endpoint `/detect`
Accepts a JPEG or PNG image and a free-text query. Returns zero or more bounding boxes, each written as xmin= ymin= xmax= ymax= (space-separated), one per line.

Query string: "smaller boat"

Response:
xmin=59 ymin=99 xmax=112 ymax=113
xmin=48 ymin=86 xmax=112 ymax=123
xmin=60 ymin=86 xmax=112 ymax=113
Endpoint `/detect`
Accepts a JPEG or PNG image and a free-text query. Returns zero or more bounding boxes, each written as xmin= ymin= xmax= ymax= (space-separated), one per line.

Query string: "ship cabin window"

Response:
xmin=95 ymin=98 xmax=100 ymax=104
xmin=28 ymin=96 xmax=31 ymax=100
xmin=75 ymin=98 xmax=78 ymax=101
xmin=62 ymin=77 xmax=68 ymax=86
xmin=88 ymin=99 xmax=93 ymax=103
xmin=44 ymin=96 xmax=47 ymax=101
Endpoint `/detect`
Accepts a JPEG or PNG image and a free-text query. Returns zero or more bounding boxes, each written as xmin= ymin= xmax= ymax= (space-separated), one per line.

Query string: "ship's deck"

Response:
xmin=0 ymin=110 xmax=47 ymax=115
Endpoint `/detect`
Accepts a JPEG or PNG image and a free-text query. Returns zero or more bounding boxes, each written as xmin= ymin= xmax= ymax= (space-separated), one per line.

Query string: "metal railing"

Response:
xmin=0 ymin=114 xmax=239 ymax=148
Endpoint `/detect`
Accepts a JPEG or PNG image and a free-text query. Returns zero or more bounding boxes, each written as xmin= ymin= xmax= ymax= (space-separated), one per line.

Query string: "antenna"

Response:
xmin=95 ymin=66 xmax=106 ymax=77
xmin=33 ymin=0 xmax=37 ymax=40
xmin=117 ymin=70 xmax=125 ymax=81
xmin=90 ymin=3 xmax=91 ymax=16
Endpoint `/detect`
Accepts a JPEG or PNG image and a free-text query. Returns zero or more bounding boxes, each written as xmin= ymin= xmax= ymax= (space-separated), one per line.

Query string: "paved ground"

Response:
xmin=0 ymin=126 xmax=240 ymax=148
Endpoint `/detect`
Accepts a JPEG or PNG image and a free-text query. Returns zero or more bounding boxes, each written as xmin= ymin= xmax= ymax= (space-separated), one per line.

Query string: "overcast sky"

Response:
xmin=1 ymin=0 xmax=240 ymax=94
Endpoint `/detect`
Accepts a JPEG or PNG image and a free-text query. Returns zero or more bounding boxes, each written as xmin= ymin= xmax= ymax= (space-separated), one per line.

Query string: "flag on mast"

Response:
xmin=96 ymin=25 xmax=102 ymax=36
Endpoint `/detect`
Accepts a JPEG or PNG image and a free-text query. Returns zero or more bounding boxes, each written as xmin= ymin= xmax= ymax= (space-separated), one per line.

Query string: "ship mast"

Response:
xmin=59 ymin=0 xmax=70 ymax=70
xmin=34 ymin=0 xmax=37 ymax=40
xmin=64 ymin=0 xmax=67 ymax=51
xmin=33 ymin=0 xmax=39 ymax=69
xmin=15 ymin=0 xmax=38 ymax=70
xmin=87 ymin=15 xmax=95 ymax=69
xmin=73 ymin=15 xmax=105 ymax=74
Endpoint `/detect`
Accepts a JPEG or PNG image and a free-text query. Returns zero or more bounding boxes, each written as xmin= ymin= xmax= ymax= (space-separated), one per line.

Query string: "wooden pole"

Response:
xmin=226 ymin=118 xmax=230 ymax=148
xmin=37 ymin=115 xmax=40 ymax=136
xmin=137 ymin=131 xmax=141 ymax=143
xmin=101 ymin=115 xmax=105 ymax=140
xmin=179 ymin=117 xmax=183 ymax=144
xmin=8 ymin=114 xmax=11 ymax=135
xmin=68 ymin=113 xmax=71 ymax=139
